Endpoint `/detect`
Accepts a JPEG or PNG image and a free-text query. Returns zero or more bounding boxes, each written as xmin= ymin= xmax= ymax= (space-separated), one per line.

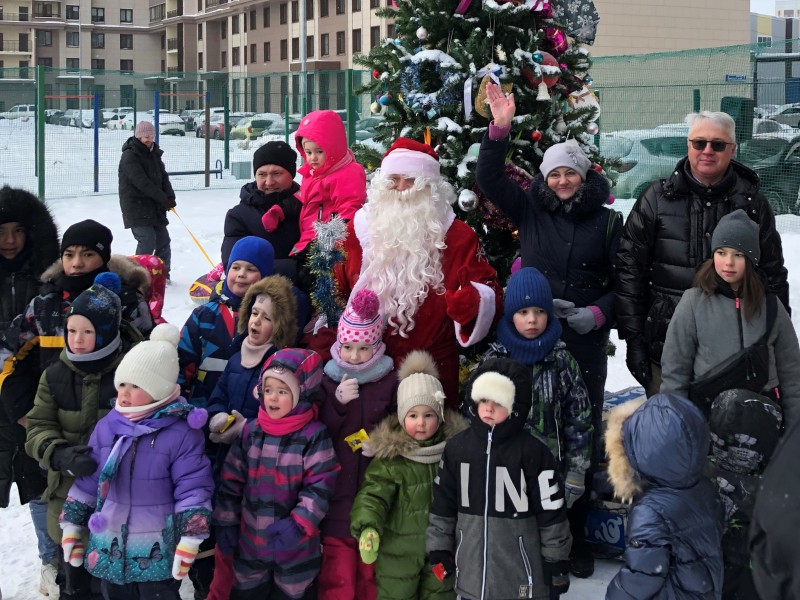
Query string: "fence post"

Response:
xmin=693 ymin=89 xmax=701 ymax=113
xmin=284 ymin=96 xmax=290 ymax=144
xmin=345 ymin=69 xmax=355 ymax=146
xmin=205 ymin=91 xmax=211 ymax=188
xmin=93 ymin=94 xmax=99 ymax=193
xmin=224 ymin=90 xmax=230 ymax=170
xmin=133 ymin=88 xmax=137 ymax=120
xmin=154 ymin=90 xmax=161 ymax=146
xmin=593 ymin=90 xmax=601 ymax=147
xmin=36 ymin=65 xmax=45 ymax=200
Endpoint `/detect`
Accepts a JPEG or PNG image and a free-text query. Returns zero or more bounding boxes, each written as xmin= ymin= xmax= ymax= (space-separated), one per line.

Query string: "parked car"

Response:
xmin=262 ymin=116 xmax=302 ymax=138
xmin=69 ymin=109 xmax=94 ymax=128
xmin=754 ymin=104 xmax=780 ymax=119
xmin=599 ymin=125 xmax=690 ymax=199
xmin=58 ymin=109 xmax=79 ymax=126
xmin=229 ymin=113 xmax=281 ymax=140
xmin=747 ymin=135 xmax=800 ymax=214
xmin=0 ymin=104 xmax=35 ymax=119
xmin=44 ymin=109 xmax=65 ymax=124
xmin=766 ymin=104 xmax=800 ymax=128
xmin=180 ymin=109 xmax=204 ymax=132
xmin=118 ymin=112 xmax=186 ymax=135
xmin=196 ymin=113 xmax=247 ymax=140
xmin=752 ymin=118 xmax=797 ymax=136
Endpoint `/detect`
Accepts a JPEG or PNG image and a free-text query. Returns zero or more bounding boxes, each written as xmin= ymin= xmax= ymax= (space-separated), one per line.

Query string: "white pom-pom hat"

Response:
xmin=114 ymin=323 xmax=181 ymax=402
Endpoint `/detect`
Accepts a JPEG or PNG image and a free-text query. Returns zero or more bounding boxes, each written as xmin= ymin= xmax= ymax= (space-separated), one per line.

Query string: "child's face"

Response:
xmin=403 ymin=405 xmax=440 ymax=441
xmin=476 ymin=399 xmax=510 ymax=426
xmin=513 ymin=306 xmax=548 ymax=340
xmin=66 ymin=314 xmax=96 ymax=355
xmin=302 ymin=139 xmax=326 ymax=170
xmin=117 ymin=383 xmax=155 ymax=408
xmin=714 ymin=247 xmax=746 ymax=288
xmin=226 ymin=260 xmax=262 ymax=297
xmin=248 ymin=295 xmax=274 ymax=345
xmin=0 ymin=221 xmax=26 ymax=260
xmin=339 ymin=342 xmax=374 ymax=366
xmin=262 ymin=376 xmax=294 ymax=419
xmin=62 ymin=245 xmax=104 ymax=276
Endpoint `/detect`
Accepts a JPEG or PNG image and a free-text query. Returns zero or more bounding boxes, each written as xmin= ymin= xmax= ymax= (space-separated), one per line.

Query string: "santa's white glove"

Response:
xmin=336 ymin=374 xmax=360 ymax=405
xmin=208 ymin=410 xmax=246 ymax=444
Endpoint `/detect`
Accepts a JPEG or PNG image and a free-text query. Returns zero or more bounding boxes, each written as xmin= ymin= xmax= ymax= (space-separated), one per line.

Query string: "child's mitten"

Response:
xmin=172 ymin=536 xmax=203 ymax=580
xmin=61 ymin=524 xmax=86 ymax=567
xmin=261 ymin=205 xmax=285 ymax=233
xmin=358 ymin=527 xmax=380 ymax=564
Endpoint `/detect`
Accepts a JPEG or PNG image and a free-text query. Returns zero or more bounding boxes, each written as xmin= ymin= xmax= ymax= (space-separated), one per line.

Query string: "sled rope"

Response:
xmin=170 ymin=208 xmax=216 ymax=268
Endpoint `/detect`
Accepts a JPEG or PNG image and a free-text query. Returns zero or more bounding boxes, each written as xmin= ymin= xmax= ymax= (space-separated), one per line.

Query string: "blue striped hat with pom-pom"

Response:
xmin=65 ymin=271 xmax=122 ymax=354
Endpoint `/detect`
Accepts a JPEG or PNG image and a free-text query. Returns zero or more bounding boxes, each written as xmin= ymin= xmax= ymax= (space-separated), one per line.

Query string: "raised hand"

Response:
xmin=486 ymin=82 xmax=516 ymax=127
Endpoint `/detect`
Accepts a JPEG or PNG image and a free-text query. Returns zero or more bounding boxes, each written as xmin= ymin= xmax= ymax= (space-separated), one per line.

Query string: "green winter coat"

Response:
xmin=350 ymin=412 xmax=465 ymax=600
xmin=24 ymin=320 xmax=143 ymax=541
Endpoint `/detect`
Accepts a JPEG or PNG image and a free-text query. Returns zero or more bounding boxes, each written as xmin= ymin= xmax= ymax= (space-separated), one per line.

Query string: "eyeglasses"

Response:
xmin=689 ymin=139 xmax=734 ymax=152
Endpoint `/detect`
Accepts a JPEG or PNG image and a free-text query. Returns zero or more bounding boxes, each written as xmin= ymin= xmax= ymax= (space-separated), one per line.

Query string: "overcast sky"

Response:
xmin=752 ymin=0 xmax=776 ymax=14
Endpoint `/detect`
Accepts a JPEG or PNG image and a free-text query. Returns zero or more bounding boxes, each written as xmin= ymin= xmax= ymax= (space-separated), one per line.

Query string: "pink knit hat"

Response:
xmin=135 ymin=120 xmax=156 ymax=138
xmin=337 ymin=289 xmax=384 ymax=348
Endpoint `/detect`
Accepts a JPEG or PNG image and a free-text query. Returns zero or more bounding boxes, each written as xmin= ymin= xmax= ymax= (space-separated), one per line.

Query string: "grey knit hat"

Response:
xmin=539 ymin=141 xmax=591 ymax=180
xmin=396 ymin=351 xmax=446 ymax=424
xmin=711 ymin=209 xmax=760 ymax=266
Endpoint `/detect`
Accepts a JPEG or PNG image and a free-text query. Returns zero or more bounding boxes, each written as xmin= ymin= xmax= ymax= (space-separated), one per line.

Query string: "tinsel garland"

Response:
xmin=307 ymin=216 xmax=348 ymax=326
xmin=472 ymin=162 xmax=533 ymax=231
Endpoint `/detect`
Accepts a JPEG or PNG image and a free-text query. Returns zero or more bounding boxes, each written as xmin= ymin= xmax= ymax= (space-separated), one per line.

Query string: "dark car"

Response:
xmin=45 ymin=109 xmax=65 ymax=124
xmin=745 ymin=135 xmax=800 ymax=215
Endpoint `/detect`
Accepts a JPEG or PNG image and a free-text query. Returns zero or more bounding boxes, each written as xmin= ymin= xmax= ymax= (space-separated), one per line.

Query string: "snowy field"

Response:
xmin=1 ymin=128 xmax=800 ymax=598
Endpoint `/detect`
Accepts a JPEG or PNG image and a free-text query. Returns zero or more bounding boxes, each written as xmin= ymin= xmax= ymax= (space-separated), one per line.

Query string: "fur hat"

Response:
xmin=66 ymin=272 xmax=122 ymax=353
xmin=337 ymin=289 xmax=384 ymax=349
xmin=539 ymin=141 xmax=591 ymax=180
xmin=61 ymin=219 xmax=113 ymax=265
xmin=711 ymin=209 xmax=760 ymax=266
xmin=134 ymin=120 xmax=156 ymax=138
xmin=114 ymin=323 xmax=181 ymax=402
xmin=238 ymin=275 xmax=298 ymax=349
xmin=257 ymin=348 xmax=323 ymax=408
xmin=381 ymin=137 xmax=440 ymax=179
xmin=396 ymin=351 xmax=446 ymax=423
xmin=465 ymin=357 xmax=532 ymax=419
xmin=227 ymin=236 xmax=275 ymax=279
xmin=253 ymin=140 xmax=298 ymax=177
xmin=470 ymin=371 xmax=516 ymax=413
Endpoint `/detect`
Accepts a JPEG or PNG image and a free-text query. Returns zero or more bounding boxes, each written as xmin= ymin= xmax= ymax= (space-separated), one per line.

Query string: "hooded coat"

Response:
xmin=118 ymin=136 xmax=176 ymax=229
xmin=605 ymin=393 xmax=724 ymax=600
xmin=615 ymin=158 xmax=789 ymax=365
xmin=427 ymin=358 xmax=572 ymax=600
xmin=292 ymin=110 xmax=366 ymax=255
xmin=349 ymin=411 xmax=465 ymax=600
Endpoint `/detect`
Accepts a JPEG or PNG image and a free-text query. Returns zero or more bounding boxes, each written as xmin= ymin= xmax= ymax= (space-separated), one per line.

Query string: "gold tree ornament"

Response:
xmin=475 ymin=75 xmax=512 ymax=119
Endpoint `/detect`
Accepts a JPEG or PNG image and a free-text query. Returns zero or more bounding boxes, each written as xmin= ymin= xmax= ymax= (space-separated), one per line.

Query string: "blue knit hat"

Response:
xmin=66 ymin=272 xmax=122 ymax=352
xmin=227 ymin=236 xmax=275 ymax=279
xmin=504 ymin=267 xmax=554 ymax=317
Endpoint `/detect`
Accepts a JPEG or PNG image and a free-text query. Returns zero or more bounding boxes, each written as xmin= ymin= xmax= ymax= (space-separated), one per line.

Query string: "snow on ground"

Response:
xmin=1 ymin=129 xmax=799 ymax=598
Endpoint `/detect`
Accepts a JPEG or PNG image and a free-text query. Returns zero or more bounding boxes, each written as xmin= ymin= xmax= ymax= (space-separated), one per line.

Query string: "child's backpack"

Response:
xmin=129 ymin=254 xmax=167 ymax=324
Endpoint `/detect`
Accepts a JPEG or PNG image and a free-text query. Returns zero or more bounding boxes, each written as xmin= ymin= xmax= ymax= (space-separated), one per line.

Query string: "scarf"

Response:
xmin=115 ymin=385 xmax=181 ymax=422
xmin=219 ymin=285 xmax=243 ymax=311
xmin=257 ymin=402 xmax=318 ymax=436
xmin=496 ymin=317 xmax=562 ymax=366
xmin=240 ymin=337 xmax=274 ymax=368
xmin=324 ymin=354 xmax=393 ymax=383
xmin=0 ymin=243 xmax=32 ymax=273
xmin=302 ymin=148 xmax=355 ymax=179
xmin=59 ymin=265 xmax=108 ymax=296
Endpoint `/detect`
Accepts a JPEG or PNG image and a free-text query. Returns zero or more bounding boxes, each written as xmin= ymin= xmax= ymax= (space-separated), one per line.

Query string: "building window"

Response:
xmin=786 ymin=9 xmax=795 ymax=16
xmin=232 ymin=14 xmax=239 ymax=34
xmin=370 ymin=25 xmax=380 ymax=48
xmin=221 ymin=21 xmax=227 ymax=38
xmin=36 ymin=30 xmax=52 ymax=47
xmin=120 ymin=9 xmax=133 ymax=23
xmin=221 ymin=50 xmax=227 ymax=68
xmin=91 ymin=33 xmax=105 ymax=49
xmin=198 ymin=52 xmax=203 ymax=68
xmin=306 ymin=0 xmax=314 ymax=19
xmin=66 ymin=5 xmax=79 ymax=19
xmin=263 ymin=6 xmax=270 ymax=26
xmin=321 ymin=33 xmax=329 ymax=56
xmin=161 ymin=33 xmax=165 ymax=49
xmin=336 ymin=30 xmax=345 ymax=54
xmin=292 ymin=37 xmax=299 ymax=59
xmin=66 ymin=31 xmax=79 ymax=47
xmin=232 ymin=47 xmax=240 ymax=65
xmin=264 ymin=41 xmax=271 ymax=61
xmin=120 ymin=34 xmax=133 ymax=50
xmin=198 ymin=23 xmax=203 ymax=39
xmin=757 ymin=35 xmax=772 ymax=48
xmin=335 ymin=0 xmax=345 ymax=13
xmin=37 ymin=57 xmax=53 ymax=67
xmin=279 ymin=3 xmax=287 ymax=24
xmin=66 ymin=57 xmax=79 ymax=70
xmin=150 ymin=5 xmax=165 ymax=21
xmin=249 ymin=10 xmax=256 ymax=29
xmin=291 ymin=1 xmax=298 ymax=22
xmin=387 ymin=23 xmax=395 ymax=38
xmin=306 ymin=35 xmax=314 ymax=57
xmin=369 ymin=0 xmax=378 ymax=8
xmin=120 ymin=59 xmax=133 ymax=72
xmin=244 ymin=45 xmax=248 ymax=63
xmin=91 ymin=7 xmax=104 ymax=22
xmin=352 ymin=28 xmax=361 ymax=53
xmin=91 ymin=58 xmax=105 ymax=70
xmin=280 ymin=39 xmax=287 ymax=60
xmin=352 ymin=0 xmax=361 ymax=10
xmin=320 ymin=0 xmax=329 ymax=16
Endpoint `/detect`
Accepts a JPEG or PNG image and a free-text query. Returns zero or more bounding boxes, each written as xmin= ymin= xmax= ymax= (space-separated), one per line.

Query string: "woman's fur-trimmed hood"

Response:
xmin=368 ymin=410 xmax=467 ymax=460
xmin=237 ymin=274 xmax=298 ymax=348
xmin=606 ymin=393 xmax=710 ymax=503
xmin=40 ymin=254 xmax=151 ymax=296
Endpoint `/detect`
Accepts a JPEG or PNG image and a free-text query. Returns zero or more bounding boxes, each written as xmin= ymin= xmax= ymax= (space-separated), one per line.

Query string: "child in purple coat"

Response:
xmin=213 ymin=348 xmax=340 ymax=600
xmin=60 ymin=323 xmax=214 ymax=600
xmin=317 ymin=289 xmax=398 ymax=599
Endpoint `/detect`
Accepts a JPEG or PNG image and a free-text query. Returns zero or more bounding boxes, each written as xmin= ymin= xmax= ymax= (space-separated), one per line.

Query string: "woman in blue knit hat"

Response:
xmin=478 ymin=267 xmax=592 ymax=593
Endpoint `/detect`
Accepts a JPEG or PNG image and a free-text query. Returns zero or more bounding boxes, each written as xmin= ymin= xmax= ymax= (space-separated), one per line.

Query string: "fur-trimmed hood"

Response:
xmin=606 ymin=393 xmax=710 ymax=503
xmin=237 ymin=274 xmax=298 ymax=348
xmin=40 ymin=254 xmax=151 ymax=296
xmin=368 ymin=410 xmax=467 ymax=460
xmin=0 ymin=186 xmax=59 ymax=277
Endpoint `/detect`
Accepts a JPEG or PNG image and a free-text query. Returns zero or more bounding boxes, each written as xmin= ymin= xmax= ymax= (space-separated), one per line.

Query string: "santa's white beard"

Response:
xmin=357 ymin=174 xmax=456 ymax=337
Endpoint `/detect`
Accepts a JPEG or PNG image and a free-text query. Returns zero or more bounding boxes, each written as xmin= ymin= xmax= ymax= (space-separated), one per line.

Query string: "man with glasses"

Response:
xmin=616 ymin=110 xmax=789 ymax=396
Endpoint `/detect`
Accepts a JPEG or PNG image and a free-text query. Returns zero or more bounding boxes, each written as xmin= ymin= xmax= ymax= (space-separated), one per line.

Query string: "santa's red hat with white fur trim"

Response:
xmin=381 ymin=138 xmax=440 ymax=179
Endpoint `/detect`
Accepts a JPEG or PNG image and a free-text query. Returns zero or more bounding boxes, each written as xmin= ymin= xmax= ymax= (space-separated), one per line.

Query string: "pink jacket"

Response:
xmin=292 ymin=110 xmax=366 ymax=254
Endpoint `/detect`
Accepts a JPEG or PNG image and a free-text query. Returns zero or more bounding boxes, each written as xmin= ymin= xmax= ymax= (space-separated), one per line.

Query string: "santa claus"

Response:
xmin=334 ymin=138 xmax=502 ymax=405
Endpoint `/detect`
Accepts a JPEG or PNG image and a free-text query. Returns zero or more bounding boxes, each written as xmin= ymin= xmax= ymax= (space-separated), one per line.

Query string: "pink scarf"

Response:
xmin=257 ymin=403 xmax=318 ymax=436
xmin=115 ymin=385 xmax=181 ymax=422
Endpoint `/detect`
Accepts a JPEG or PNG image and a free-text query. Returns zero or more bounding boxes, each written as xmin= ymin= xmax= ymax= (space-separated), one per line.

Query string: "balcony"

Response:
xmin=34 ymin=4 xmax=61 ymax=18
xmin=0 ymin=40 xmax=31 ymax=52
xmin=0 ymin=12 xmax=30 ymax=21
xmin=167 ymin=37 xmax=178 ymax=50
xmin=166 ymin=9 xmax=182 ymax=18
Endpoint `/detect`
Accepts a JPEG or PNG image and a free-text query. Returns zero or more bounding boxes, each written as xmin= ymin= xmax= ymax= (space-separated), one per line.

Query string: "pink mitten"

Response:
xmin=261 ymin=205 xmax=286 ymax=233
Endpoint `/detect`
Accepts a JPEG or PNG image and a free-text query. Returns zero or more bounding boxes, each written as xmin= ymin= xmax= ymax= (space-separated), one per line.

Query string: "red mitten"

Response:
xmin=261 ymin=205 xmax=286 ymax=233
xmin=445 ymin=284 xmax=480 ymax=325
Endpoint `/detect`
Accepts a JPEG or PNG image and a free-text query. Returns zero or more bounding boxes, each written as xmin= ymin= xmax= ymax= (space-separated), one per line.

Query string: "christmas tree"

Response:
xmin=354 ymin=0 xmax=603 ymax=279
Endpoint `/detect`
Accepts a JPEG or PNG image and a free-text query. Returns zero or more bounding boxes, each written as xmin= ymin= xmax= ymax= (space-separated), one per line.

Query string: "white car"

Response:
xmin=119 ymin=112 xmax=186 ymax=136
xmin=0 ymin=104 xmax=35 ymax=119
